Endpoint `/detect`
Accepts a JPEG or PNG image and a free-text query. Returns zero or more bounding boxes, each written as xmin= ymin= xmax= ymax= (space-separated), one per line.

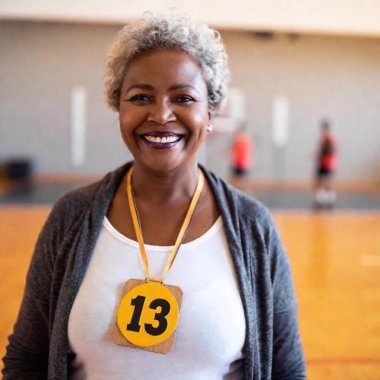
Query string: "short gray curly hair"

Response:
xmin=104 ymin=10 xmax=229 ymax=114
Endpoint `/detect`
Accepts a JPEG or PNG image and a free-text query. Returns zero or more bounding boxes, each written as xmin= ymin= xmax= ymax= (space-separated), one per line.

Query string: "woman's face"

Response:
xmin=119 ymin=49 xmax=210 ymax=174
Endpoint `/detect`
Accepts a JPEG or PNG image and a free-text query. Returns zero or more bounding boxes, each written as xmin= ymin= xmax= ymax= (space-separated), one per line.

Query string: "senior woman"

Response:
xmin=3 ymin=11 xmax=306 ymax=380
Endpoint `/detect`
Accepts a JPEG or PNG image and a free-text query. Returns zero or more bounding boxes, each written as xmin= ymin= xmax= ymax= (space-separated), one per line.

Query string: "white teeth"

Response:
xmin=144 ymin=135 xmax=180 ymax=144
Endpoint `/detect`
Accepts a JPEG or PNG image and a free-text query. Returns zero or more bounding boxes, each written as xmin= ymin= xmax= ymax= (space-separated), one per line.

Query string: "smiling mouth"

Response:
xmin=140 ymin=132 xmax=184 ymax=149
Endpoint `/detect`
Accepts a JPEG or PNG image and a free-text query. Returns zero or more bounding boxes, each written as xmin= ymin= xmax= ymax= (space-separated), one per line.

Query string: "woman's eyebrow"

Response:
xmin=168 ymin=84 xmax=200 ymax=94
xmin=125 ymin=83 xmax=200 ymax=95
xmin=125 ymin=84 xmax=153 ymax=94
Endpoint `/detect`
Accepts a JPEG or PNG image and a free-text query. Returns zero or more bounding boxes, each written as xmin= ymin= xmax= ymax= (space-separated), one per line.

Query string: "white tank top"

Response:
xmin=68 ymin=216 xmax=246 ymax=379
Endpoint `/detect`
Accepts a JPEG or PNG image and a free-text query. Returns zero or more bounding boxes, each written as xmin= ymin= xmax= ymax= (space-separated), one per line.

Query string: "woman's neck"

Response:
xmin=130 ymin=163 xmax=200 ymax=205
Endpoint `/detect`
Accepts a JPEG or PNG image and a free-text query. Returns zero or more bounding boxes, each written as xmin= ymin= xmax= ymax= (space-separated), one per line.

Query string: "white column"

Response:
xmin=70 ymin=85 xmax=87 ymax=168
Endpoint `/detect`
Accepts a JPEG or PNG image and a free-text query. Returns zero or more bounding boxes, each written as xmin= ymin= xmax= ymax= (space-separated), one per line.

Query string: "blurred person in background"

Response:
xmin=314 ymin=119 xmax=338 ymax=209
xmin=2 ymin=10 xmax=306 ymax=380
xmin=230 ymin=124 xmax=253 ymax=189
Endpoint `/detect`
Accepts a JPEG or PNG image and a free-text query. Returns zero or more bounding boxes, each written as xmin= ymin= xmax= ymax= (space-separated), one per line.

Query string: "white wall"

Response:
xmin=1 ymin=21 xmax=380 ymax=181
xmin=1 ymin=0 xmax=380 ymax=37
xmin=218 ymin=32 xmax=380 ymax=181
xmin=0 ymin=21 xmax=130 ymax=174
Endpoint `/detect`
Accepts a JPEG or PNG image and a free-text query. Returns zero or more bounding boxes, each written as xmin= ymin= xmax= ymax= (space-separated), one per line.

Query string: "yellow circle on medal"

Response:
xmin=117 ymin=282 xmax=180 ymax=347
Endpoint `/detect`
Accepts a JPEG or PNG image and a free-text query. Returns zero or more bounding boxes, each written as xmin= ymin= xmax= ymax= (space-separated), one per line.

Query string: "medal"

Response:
xmin=113 ymin=166 xmax=204 ymax=354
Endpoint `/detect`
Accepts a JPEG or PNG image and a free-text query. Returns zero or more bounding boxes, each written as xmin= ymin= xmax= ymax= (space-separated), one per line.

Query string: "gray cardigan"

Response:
xmin=2 ymin=162 xmax=306 ymax=379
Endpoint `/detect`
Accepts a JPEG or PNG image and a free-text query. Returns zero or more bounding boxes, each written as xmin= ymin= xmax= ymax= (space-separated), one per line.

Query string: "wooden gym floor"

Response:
xmin=1 ymin=205 xmax=380 ymax=378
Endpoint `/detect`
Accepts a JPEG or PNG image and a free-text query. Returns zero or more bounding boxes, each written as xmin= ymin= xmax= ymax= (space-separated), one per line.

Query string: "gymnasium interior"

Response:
xmin=1 ymin=1 xmax=380 ymax=378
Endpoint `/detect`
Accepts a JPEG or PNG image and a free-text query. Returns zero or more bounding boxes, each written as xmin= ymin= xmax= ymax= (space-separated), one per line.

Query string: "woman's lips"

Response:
xmin=139 ymin=132 xmax=184 ymax=149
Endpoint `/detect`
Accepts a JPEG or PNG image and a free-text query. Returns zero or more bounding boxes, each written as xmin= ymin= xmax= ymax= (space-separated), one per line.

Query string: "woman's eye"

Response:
xmin=127 ymin=94 xmax=152 ymax=104
xmin=173 ymin=95 xmax=195 ymax=104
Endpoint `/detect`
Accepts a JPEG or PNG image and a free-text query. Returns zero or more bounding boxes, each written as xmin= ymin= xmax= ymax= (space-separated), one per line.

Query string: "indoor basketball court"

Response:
xmin=1 ymin=1 xmax=380 ymax=378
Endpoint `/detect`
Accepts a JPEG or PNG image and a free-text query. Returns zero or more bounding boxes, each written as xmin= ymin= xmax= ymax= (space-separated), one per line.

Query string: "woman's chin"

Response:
xmin=133 ymin=154 xmax=197 ymax=175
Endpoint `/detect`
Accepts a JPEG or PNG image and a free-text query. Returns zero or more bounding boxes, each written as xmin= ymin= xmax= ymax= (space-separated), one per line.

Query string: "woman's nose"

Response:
xmin=147 ymin=100 xmax=176 ymax=124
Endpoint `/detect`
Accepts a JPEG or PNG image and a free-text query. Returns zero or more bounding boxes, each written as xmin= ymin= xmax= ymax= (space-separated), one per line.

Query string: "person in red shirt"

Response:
xmin=314 ymin=120 xmax=338 ymax=208
xmin=231 ymin=126 xmax=253 ymax=178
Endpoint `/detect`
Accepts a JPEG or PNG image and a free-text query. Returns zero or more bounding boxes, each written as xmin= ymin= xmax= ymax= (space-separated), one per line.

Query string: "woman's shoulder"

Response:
xmin=219 ymin=182 xmax=285 ymax=262
xmin=54 ymin=179 xmax=104 ymax=211
xmin=46 ymin=163 xmax=130 ymax=229
xmin=201 ymin=165 xmax=274 ymax=228
xmin=201 ymin=166 xmax=284 ymax=264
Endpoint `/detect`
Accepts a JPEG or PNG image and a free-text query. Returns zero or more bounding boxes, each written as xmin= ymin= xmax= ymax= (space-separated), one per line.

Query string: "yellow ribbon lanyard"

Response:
xmin=126 ymin=166 xmax=205 ymax=284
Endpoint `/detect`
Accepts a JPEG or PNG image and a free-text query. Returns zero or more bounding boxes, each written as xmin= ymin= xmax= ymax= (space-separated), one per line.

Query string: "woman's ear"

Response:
xmin=206 ymin=110 xmax=214 ymax=133
xmin=208 ymin=106 xmax=216 ymax=121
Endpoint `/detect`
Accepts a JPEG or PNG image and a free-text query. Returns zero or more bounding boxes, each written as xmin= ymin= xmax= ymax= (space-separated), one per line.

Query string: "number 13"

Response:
xmin=127 ymin=295 xmax=171 ymax=336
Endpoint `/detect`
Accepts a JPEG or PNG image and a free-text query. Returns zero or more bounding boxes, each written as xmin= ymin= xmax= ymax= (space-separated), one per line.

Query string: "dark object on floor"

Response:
xmin=3 ymin=158 xmax=33 ymax=180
